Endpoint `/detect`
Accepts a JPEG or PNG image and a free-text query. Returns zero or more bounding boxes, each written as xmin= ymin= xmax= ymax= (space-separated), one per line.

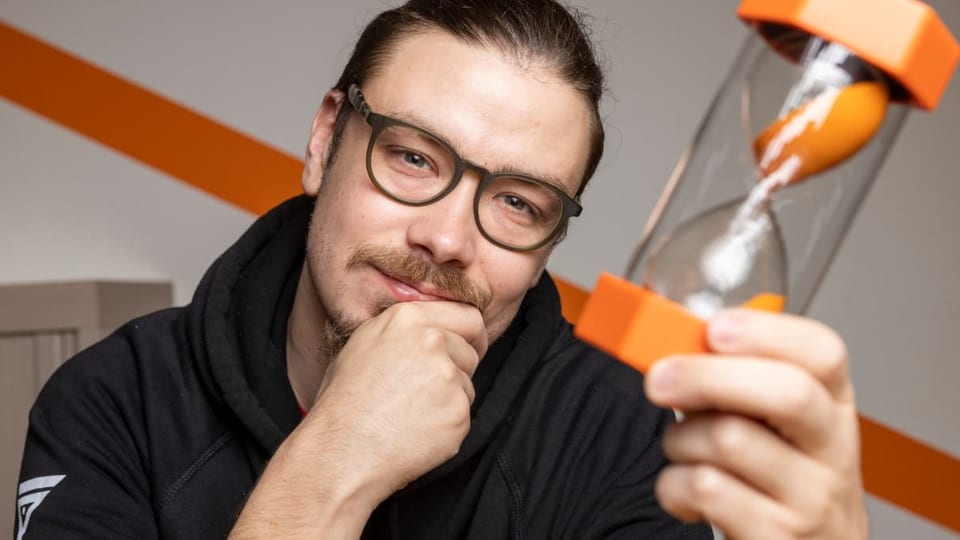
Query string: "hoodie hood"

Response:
xmin=185 ymin=195 xmax=570 ymax=480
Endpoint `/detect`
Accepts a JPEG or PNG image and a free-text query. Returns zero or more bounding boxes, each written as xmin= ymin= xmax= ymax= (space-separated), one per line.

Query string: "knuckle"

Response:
xmin=807 ymin=493 xmax=833 ymax=532
xmin=806 ymin=318 xmax=849 ymax=375
xmin=456 ymin=390 xmax=472 ymax=413
xmin=420 ymin=327 xmax=447 ymax=350
xmin=710 ymin=416 xmax=750 ymax=462
xmin=689 ymin=465 xmax=724 ymax=503
xmin=654 ymin=469 xmax=684 ymax=517
xmin=443 ymin=394 xmax=472 ymax=436
xmin=382 ymin=301 xmax=406 ymax=318
xmin=392 ymin=301 xmax=426 ymax=321
xmin=434 ymin=359 xmax=459 ymax=383
xmin=781 ymin=469 xmax=840 ymax=537
xmin=463 ymin=349 xmax=480 ymax=372
xmin=819 ymin=329 xmax=849 ymax=380
xmin=781 ymin=374 xmax=821 ymax=418
xmin=454 ymin=405 xmax=471 ymax=433
xmin=786 ymin=498 xmax=830 ymax=537
xmin=660 ymin=422 xmax=682 ymax=460
xmin=436 ymin=439 xmax=460 ymax=462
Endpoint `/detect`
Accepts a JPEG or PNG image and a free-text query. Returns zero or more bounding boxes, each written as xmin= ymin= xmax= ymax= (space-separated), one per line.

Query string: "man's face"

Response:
xmin=302 ymin=29 xmax=593 ymax=349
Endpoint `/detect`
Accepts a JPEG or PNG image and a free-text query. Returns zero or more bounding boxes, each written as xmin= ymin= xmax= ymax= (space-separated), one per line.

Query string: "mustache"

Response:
xmin=347 ymin=245 xmax=490 ymax=311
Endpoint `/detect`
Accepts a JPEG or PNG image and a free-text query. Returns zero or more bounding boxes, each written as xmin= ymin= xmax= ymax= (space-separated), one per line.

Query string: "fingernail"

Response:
xmin=649 ymin=360 xmax=677 ymax=392
xmin=709 ymin=309 xmax=746 ymax=347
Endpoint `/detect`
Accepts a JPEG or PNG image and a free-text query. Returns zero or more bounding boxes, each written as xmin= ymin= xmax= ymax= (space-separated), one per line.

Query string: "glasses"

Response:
xmin=346 ymin=84 xmax=582 ymax=252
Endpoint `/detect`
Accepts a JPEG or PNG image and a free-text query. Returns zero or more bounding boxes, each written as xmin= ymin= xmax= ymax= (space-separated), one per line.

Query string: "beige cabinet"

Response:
xmin=0 ymin=281 xmax=171 ymax=537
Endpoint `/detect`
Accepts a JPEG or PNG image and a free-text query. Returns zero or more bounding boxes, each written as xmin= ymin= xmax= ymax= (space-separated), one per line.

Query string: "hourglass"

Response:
xmin=575 ymin=0 xmax=959 ymax=374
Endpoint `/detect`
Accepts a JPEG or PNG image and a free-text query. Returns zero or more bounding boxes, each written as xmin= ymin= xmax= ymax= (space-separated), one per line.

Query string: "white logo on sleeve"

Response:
xmin=16 ymin=475 xmax=65 ymax=540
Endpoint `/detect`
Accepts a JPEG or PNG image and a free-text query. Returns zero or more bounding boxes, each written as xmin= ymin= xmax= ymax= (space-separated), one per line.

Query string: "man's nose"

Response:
xmin=404 ymin=175 xmax=479 ymax=267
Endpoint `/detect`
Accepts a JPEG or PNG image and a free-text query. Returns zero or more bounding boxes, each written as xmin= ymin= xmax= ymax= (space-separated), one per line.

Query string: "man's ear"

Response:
xmin=302 ymin=89 xmax=346 ymax=196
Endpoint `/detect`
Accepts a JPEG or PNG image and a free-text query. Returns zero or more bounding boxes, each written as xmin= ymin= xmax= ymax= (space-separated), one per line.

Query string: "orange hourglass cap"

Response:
xmin=738 ymin=0 xmax=960 ymax=111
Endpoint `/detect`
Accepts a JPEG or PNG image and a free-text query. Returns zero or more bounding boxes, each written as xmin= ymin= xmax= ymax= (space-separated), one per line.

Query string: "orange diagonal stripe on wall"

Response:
xmin=0 ymin=20 xmax=302 ymax=216
xmin=3 ymin=19 xmax=959 ymax=534
xmin=859 ymin=416 xmax=960 ymax=533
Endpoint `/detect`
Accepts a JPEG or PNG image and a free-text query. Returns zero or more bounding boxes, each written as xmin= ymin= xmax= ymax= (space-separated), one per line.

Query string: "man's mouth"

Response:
xmin=347 ymin=245 xmax=490 ymax=311
xmin=375 ymin=267 xmax=460 ymax=303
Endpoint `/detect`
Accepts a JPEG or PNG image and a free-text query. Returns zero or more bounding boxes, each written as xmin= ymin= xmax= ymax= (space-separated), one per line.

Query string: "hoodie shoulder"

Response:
xmin=37 ymin=308 xmax=185 ymax=408
xmin=20 ymin=307 xmax=253 ymax=539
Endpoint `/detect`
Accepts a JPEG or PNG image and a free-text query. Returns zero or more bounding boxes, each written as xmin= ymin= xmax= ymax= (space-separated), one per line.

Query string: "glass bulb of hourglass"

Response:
xmin=639 ymin=197 xmax=788 ymax=320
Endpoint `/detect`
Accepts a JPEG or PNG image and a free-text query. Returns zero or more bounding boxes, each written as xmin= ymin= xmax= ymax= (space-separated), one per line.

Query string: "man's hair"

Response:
xmin=327 ymin=0 xmax=606 ymax=197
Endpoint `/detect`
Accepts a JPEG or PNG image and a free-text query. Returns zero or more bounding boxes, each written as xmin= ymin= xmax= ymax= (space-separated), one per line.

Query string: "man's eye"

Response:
xmin=401 ymin=151 xmax=429 ymax=169
xmin=387 ymin=147 xmax=436 ymax=174
xmin=504 ymin=195 xmax=531 ymax=213
xmin=498 ymin=194 xmax=543 ymax=221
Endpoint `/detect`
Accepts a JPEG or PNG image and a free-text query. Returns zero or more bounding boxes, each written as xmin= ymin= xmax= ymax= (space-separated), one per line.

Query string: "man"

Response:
xmin=16 ymin=1 xmax=867 ymax=538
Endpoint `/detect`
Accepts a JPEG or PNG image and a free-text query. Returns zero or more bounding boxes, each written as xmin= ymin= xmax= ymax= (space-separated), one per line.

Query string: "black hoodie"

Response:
xmin=16 ymin=196 xmax=713 ymax=539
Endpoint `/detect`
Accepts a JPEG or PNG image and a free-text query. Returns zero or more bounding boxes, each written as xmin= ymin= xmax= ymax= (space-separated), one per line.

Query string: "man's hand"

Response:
xmin=306 ymin=300 xmax=488 ymax=501
xmin=230 ymin=301 xmax=487 ymax=539
xmin=644 ymin=309 xmax=867 ymax=540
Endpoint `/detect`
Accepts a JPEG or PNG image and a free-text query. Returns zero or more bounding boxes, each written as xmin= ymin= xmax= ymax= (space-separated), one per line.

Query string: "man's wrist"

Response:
xmin=228 ymin=420 xmax=382 ymax=539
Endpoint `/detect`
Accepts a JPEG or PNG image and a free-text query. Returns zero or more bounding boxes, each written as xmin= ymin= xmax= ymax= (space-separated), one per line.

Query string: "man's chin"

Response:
xmin=321 ymin=300 xmax=395 ymax=358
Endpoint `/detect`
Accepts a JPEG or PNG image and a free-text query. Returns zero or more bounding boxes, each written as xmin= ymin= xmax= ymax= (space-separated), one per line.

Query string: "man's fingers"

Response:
xmin=405 ymin=301 xmax=489 ymax=359
xmin=707 ymin=309 xmax=854 ymax=403
xmin=663 ymin=413 xmax=827 ymax=509
xmin=445 ymin=332 xmax=479 ymax=400
xmin=645 ymin=356 xmax=836 ymax=453
xmin=656 ymin=463 xmax=790 ymax=540
xmin=649 ymin=310 xmax=869 ymax=539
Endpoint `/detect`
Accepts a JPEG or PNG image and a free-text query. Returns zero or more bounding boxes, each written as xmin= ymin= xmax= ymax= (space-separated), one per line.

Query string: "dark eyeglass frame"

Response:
xmin=346 ymin=84 xmax=583 ymax=252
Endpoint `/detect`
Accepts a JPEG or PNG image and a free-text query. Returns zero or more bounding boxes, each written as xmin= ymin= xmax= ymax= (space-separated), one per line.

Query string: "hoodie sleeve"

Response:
xmin=14 ymin=341 xmax=159 ymax=540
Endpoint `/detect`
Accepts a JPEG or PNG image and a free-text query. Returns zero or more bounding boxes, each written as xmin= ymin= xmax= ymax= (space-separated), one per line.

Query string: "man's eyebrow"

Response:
xmin=388 ymin=110 xmax=577 ymax=197
xmin=389 ymin=110 xmax=452 ymax=145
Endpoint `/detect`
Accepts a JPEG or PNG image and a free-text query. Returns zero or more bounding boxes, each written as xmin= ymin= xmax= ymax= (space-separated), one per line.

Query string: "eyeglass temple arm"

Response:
xmin=347 ymin=84 xmax=372 ymax=120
